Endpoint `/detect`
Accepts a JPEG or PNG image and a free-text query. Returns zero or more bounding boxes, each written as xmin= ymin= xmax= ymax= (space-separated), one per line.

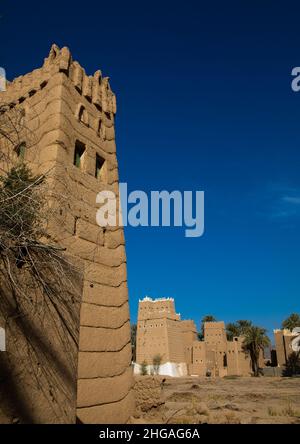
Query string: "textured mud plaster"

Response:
xmin=0 ymin=44 xmax=135 ymax=423
xmin=134 ymin=376 xmax=164 ymax=413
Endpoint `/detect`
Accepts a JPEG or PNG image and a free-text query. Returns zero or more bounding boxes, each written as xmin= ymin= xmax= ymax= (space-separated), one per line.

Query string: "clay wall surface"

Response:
xmin=138 ymin=298 xmax=180 ymax=321
xmin=136 ymin=299 xmax=256 ymax=379
xmin=136 ymin=318 xmax=168 ymax=364
xmin=0 ymin=44 xmax=134 ymax=423
xmin=274 ymin=329 xmax=294 ymax=367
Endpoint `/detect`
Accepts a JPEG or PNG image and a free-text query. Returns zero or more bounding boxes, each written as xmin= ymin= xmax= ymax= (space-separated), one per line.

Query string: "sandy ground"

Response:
xmin=134 ymin=376 xmax=300 ymax=424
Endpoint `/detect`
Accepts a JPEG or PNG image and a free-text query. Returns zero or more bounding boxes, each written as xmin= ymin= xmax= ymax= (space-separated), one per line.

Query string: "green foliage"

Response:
xmin=140 ymin=360 xmax=148 ymax=376
xmin=0 ymin=163 xmax=41 ymax=193
xmin=283 ymin=352 xmax=300 ymax=377
xmin=226 ymin=322 xmax=240 ymax=341
xmin=226 ymin=320 xmax=252 ymax=341
xmin=282 ymin=313 xmax=300 ymax=331
xmin=242 ymin=326 xmax=270 ymax=377
xmin=0 ymin=163 xmax=44 ymax=238
xmin=131 ymin=324 xmax=137 ymax=362
xmin=197 ymin=332 xmax=203 ymax=341
xmin=152 ymin=354 xmax=162 ymax=375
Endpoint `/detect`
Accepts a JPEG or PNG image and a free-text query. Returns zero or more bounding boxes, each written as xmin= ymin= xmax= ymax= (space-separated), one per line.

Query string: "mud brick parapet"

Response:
xmin=2 ymin=44 xmax=116 ymax=116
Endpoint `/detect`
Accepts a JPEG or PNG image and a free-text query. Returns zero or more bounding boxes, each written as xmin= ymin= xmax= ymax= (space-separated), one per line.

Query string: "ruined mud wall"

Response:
xmin=0 ymin=45 xmax=135 ymax=423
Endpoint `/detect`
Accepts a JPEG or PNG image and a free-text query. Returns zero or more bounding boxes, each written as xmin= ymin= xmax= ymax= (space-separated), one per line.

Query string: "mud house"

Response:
xmin=274 ymin=328 xmax=300 ymax=368
xmin=135 ymin=297 xmax=255 ymax=377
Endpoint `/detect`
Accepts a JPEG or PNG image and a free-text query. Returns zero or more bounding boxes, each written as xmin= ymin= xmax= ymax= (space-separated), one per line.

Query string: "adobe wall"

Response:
xmin=166 ymin=318 xmax=186 ymax=363
xmin=181 ymin=320 xmax=198 ymax=346
xmin=190 ymin=326 xmax=252 ymax=377
xmin=204 ymin=322 xmax=227 ymax=373
xmin=136 ymin=298 xmax=188 ymax=375
xmin=136 ymin=299 xmax=255 ymax=378
xmin=0 ymin=52 xmax=82 ymax=423
xmin=182 ymin=320 xmax=198 ymax=365
xmin=0 ymin=45 xmax=134 ymax=423
xmin=138 ymin=297 xmax=180 ymax=321
xmin=136 ymin=318 xmax=169 ymax=364
xmin=274 ymin=330 xmax=286 ymax=366
xmin=136 ymin=318 xmax=186 ymax=365
xmin=189 ymin=341 xmax=207 ymax=376
xmin=227 ymin=337 xmax=251 ymax=376
xmin=274 ymin=329 xmax=294 ymax=367
xmin=204 ymin=321 xmax=227 ymax=348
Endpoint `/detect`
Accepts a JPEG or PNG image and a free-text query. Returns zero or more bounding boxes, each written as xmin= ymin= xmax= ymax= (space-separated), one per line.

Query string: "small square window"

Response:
xmin=95 ymin=153 xmax=105 ymax=180
xmin=78 ymin=106 xmax=89 ymax=126
xmin=74 ymin=141 xmax=86 ymax=168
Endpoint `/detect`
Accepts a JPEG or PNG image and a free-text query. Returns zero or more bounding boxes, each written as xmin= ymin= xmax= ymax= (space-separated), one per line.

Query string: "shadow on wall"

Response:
xmin=282 ymin=352 xmax=300 ymax=377
xmin=0 ymin=272 xmax=82 ymax=423
xmin=0 ymin=353 xmax=35 ymax=424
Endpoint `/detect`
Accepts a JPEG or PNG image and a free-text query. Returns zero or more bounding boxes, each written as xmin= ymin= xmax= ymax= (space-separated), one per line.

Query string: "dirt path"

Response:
xmin=135 ymin=376 xmax=300 ymax=424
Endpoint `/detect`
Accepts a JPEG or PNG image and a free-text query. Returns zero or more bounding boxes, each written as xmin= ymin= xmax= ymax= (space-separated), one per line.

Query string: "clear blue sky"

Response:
xmin=1 ymin=1 xmax=299 ymax=337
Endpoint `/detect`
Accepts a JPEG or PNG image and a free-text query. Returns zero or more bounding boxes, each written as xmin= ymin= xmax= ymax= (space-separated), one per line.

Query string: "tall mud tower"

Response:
xmin=0 ymin=45 xmax=134 ymax=423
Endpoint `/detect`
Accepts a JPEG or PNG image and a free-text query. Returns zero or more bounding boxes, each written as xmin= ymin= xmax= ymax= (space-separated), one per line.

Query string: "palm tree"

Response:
xmin=282 ymin=313 xmax=300 ymax=331
xmin=198 ymin=315 xmax=216 ymax=340
xmin=236 ymin=320 xmax=252 ymax=332
xmin=226 ymin=322 xmax=240 ymax=341
xmin=226 ymin=320 xmax=252 ymax=340
xmin=131 ymin=324 xmax=137 ymax=362
xmin=242 ymin=326 xmax=270 ymax=376
xmin=283 ymin=351 xmax=300 ymax=376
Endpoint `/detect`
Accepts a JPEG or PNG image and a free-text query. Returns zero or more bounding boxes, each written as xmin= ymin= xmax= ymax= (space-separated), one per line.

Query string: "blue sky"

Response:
xmin=1 ymin=1 xmax=300 ymax=337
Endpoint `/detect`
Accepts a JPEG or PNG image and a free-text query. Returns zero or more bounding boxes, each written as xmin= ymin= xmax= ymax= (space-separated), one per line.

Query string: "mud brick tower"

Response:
xmin=0 ymin=45 xmax=134 ymax=423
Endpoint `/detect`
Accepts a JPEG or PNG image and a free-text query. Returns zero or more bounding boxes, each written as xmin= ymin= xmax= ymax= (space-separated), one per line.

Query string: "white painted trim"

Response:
xmin=134 ymin=361 xmax=188 ymax=377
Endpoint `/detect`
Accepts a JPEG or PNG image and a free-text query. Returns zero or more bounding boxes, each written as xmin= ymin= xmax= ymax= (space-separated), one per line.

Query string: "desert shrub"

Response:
xmin=0 ymin=104 xmax=82 ymax=421
xmin=283 ymin=352 xmax=300 ymax=377
xmin=268 ymin=406 xmax=278 ymax=416
xmin=140 ymin=360 xmax=148 ymax=376
xmin=152 ymin=354 xmax=162 ymax=375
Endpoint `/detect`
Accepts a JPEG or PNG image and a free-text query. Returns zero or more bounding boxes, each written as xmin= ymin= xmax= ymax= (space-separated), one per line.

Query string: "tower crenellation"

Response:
xmin=2 ymin=44 xmax=116 ymax=117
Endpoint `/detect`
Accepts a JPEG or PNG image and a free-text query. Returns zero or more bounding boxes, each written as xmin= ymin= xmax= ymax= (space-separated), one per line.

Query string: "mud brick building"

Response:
xmin=136 ymin=297 xmax=254 ymax=377
xmin=0 ymin=45 xmax=134 ymax=423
